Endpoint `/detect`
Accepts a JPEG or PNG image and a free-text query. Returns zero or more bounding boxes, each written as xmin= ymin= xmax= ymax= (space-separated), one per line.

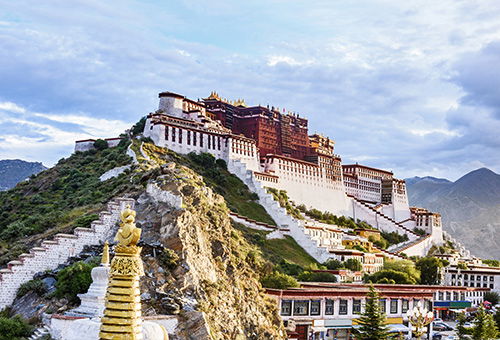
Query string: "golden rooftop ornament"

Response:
xmin=99 ymin=205 xmax=145 ymax=340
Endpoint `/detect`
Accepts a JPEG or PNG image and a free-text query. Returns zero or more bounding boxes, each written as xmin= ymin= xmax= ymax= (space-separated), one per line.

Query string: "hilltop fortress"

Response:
xmin=140 ymin=91 xmax=447 ymax=258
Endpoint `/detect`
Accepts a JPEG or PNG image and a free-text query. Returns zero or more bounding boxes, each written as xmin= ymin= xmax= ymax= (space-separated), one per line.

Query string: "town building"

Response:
xmin=267 ymin=283 xmax=490 ymax=340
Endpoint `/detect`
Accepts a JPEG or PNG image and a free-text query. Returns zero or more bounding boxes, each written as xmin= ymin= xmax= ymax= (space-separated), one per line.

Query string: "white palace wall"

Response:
xmin=144 ymin=118 xmax=260 ymax=172
xmin=0 ymin=197 xmax=135 ymax=310
xmin=261 ymin=157 xmax=350 ymax=216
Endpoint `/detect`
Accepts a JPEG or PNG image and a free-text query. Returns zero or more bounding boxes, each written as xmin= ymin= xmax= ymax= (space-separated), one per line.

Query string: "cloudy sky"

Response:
xmin=0 ymin=0 xmax=499 ymax=180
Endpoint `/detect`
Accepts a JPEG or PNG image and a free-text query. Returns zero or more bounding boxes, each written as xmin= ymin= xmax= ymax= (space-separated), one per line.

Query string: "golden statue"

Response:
xmin=101 ymin=241 xmax=110 ymax=266
xmin=115 ymin=205 xmax=141 ymax=247
xmin=100 ymin=205 xmax=145 ymax=340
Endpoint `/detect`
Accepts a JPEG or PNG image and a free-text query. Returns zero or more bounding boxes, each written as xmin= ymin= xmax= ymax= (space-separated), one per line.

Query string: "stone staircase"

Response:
xmin=28 ymin=325 xmax=51 ymax=340
xmin=0 ymin=197 xmax=135 ymax=310
xmin=228 ymin=160 xmax=335 ymax=262
xmin=388 ymin=234 xmax=433 ymax=256
xmin=350 ymin=196 xmax=419 ymax=240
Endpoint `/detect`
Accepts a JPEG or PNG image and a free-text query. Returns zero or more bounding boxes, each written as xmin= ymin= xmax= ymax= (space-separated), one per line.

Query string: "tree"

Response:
xmin=345 ymin=258 xmax=362 ymax=271
xmin=93 ymin=139 xmax=108 ymax=150
xmin=472 ymin=305 xmax=498 ymax=340
xmin=416 ymin=257 xmax=443 ymax=285
xmin=365 ymin=269 xmax=415 ymax=284
xmin=261 ymin=272 xmax=299 ymax=289
xmin=494 ymin=309 xmax=500 ymax=331
xmin=456 ymin=312 xmax=469 ymax=339
xmin=354 ymin=285 xmax=390 ymax=339
xmin=484 ymin=291 xmax=499 ymax=305
xmin=297 ymin=271 xmax=337 ymax=283
xmin=383 ymin=259 xmax=420 ymax=283
xmin=131 ymin=116 xmax=146 ymax=135
xmin=324 ymin=259 xmax=344 ymax=270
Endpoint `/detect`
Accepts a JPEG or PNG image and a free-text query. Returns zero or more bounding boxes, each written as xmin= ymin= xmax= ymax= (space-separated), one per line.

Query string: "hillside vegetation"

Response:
xmin=0 ymin=142 xmax=142 ymax=266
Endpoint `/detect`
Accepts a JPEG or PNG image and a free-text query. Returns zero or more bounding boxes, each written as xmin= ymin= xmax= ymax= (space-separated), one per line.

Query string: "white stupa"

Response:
xmin=50 ymin=241 xmax=169 ymax=340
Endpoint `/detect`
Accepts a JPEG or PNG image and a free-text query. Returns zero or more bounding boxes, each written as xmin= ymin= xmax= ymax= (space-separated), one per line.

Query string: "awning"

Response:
xmin=387 ymin=324 xmax=410 ymax=333
xmin=312 ymin=326 xmax=328 ymax=333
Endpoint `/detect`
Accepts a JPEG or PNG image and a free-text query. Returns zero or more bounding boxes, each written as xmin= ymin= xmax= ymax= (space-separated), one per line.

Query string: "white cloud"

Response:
xmin=0 ymin=102 xmax=26 ymax=113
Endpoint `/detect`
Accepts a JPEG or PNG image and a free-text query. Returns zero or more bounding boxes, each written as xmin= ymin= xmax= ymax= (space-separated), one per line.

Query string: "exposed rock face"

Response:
xmin=136 ymin=162 xmax=285 ymax=340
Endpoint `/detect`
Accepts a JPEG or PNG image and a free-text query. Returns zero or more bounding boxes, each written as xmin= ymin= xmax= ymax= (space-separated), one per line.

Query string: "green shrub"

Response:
xmin=0 ymin=315 xmax=33 ymax=340
xmin=74 ymin=213 xmax=99 ymax=229
xmin=413 ymin=227 xmax=427 ymax=236
xmin=365 ymin=269 xmax=415 ymax=284
xmin=16 ymin=279 xmax=47 ymax=298
xmin=55 ymin=261 xmax=96 ymax=303
xmin=131 ymin=117 xmax=146 ymax=135
xmin=276 ymin=260 xmax=304 ymax=276
xmin=344 ymin=258 xmax=362 ymax=271
xmin=158 ymin=248 xmax=179 ymax=270
xmin=380 ymin=231 xmax=409 ymax=246
xmin=324 ymin=259 xmax=344 ymax=270
xmin=483 ymin=259 xmax=500 ymax=267
xmin=297 ymin=271 xmax=338 ymax=283
xmin=261 ymin=272 xmax=299 ymax=289
xmin=93 ymin=139 xmax=108 ymax=150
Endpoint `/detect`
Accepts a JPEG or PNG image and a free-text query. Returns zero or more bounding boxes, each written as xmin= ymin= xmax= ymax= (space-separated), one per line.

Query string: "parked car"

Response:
xmin=463 ymin=321 xmax=473 ymax=328
xmin=433 ymin=322 xmax=454 ymax=331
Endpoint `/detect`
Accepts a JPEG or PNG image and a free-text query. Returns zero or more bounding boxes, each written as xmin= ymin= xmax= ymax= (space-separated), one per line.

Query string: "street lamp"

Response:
xmin=406 ymin=301 xmax=434 ymax=339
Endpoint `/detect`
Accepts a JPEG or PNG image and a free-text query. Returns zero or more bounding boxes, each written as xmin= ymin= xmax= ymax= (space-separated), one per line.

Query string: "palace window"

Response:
xmin=212 ymin=136 xmax=216 ymax=150
xmin=390 ymin=299 xmax=398 ymax=314
xmin=325 ymin=299 xmax=334 ymax=315
xmin=379 ymin=299 xmax=386 ymax=313
xmin=179 ymin=128 xmax=182 ymax=143
xmin=310 ymin=300 xmax=321 ymax=316
xmin=402 ymin=299 xmax=409 ymax=313
xmin=208 ymin=134 xmax=211 ymax=149
xmin=193 ymin=131 xmax=197 ymax=146
xmin=187 ymin=131 xmax=191 ymax=145
xmin=200 ymin=133 xmax=203 ymax=147
xmin=353 ymin=299 xmax=361 ymax=314
xmin=172 ymin=128 xmax=176 ymax=142
xmin=217 ymin=137 xmax=221 ymax=150
xmin=339 ymin=299 xmax=348 ymax=315
xmin=281 ymin=300 xmax=292 ymax=316
xmin=293 ymin=300 xmax=309 ymax=316
xmin=165 ymin=126 xmax=169 ymax=140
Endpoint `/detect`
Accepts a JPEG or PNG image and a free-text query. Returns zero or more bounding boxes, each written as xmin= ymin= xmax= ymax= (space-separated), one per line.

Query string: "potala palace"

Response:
xmin=2 ymin=90 xmax=499 ymax=340
xmin=141 ymin=91 xmax=445 ymax=260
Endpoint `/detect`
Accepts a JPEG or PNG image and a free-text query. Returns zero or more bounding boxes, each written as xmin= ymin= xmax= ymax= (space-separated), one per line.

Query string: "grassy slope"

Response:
xmin=233 ymin=222 xmax=318 ymax=268
xmin=0 ymin=142 xmax=142 ymax=266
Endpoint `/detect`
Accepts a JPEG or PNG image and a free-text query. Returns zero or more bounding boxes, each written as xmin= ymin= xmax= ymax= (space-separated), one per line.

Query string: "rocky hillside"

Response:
xmin=136 ymin=162 xmax=285 ymax=339
xmin=0 ymin=159 xmax=46 ymax=191
xmin=406 ymin=168 xmax=500 ymax=260
xmin=1 ymin=137 xmax=290 ymax=339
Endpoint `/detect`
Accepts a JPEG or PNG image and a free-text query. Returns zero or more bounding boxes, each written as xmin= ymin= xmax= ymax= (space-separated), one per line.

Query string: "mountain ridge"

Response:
xmin=406 ymin=167 xmax=500 ymax=260
xmin=0 ymin=159 xmax=47 ymax=191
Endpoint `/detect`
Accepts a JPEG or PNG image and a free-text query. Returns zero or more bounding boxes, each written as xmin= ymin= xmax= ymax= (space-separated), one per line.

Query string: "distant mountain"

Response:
xmin=406 ymin=168 xmax=500 ymax=260
xmin=0 ymin=159 xmax=47 ymax=191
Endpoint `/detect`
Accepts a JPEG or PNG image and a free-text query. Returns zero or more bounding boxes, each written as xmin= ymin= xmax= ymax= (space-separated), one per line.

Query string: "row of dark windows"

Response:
xmin=280 ymin=299 xmax=412 ymax=317
xmin=165 ymin=127 xmax=222 ymax=150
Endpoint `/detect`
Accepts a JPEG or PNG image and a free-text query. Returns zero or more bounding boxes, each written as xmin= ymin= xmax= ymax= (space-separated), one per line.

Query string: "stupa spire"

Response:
xmin=99 ymin=205 xmax=144 ymax=340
